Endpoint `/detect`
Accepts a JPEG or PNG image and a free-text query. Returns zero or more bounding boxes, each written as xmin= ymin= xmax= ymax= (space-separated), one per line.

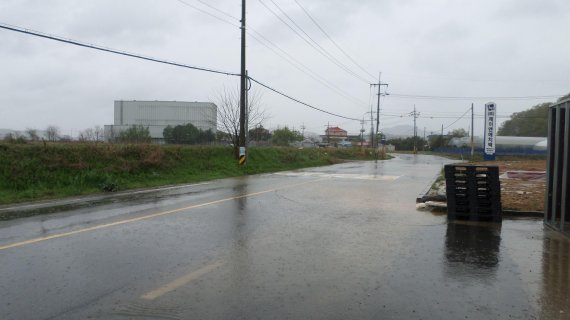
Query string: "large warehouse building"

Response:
xmin=104 ymin=100 xmax=217 ymax=142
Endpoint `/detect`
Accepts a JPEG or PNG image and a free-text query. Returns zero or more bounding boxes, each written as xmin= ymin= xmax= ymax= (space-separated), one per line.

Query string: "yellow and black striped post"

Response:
xmin=239 ymin=147 xmax=247 ymax=166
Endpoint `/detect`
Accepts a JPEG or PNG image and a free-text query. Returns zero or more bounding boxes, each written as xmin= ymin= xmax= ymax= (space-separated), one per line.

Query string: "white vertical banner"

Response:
xmin=484 ymin=102 xmax=497 ymax=158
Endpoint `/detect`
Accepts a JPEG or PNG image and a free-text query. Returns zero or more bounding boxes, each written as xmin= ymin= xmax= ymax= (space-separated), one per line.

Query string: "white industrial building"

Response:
xmin=104 ymin=100 xmax=217 ymax=142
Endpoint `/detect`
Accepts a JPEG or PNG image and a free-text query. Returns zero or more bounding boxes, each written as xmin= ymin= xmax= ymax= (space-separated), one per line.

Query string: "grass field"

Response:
xmin=0 ymin=143 xmax=381 ymax=205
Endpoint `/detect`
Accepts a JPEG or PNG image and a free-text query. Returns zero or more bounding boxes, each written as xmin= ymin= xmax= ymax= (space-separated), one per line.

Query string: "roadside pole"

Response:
xmin=239 ymin=0 xmax=247 ymax=167
xmin=470 ymin=103 xmax=474 ymax=159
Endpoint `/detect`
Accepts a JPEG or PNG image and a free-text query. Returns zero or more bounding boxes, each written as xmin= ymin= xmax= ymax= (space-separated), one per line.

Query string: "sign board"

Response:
xmin=484 ymin=102 xmax=497 ymax=160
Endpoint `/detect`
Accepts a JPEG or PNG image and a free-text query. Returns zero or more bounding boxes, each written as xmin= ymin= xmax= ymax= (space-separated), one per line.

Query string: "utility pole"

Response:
xmin=360 ymin=118 xmax=365 ymax=150
xmin=470 ymin=102 xmax=474 ymax=158
xmin=300 ymin=124 xmax=306 ymax=138
xmin=245 ymin=70 xmax=249 ymax=146
xmin=423 ymin=127 xmax=426 ymax=151
xmin=376 ymin=73 xmax=381 ymax=150
xmin=369 ymin=111 xmax=374 ymax=147
xmin=370 ymin=73 xmax=388 ymax=150
xmin=413 ymin=105 xmax=417 ymax=154
xmin=238 ymin=0 xmax=247 ymax=165
xmin=409 ymin=105 xmax=420 ymax=154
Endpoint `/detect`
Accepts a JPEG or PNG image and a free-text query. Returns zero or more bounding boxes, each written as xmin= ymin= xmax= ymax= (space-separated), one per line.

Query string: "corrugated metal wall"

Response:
xmin=545 ymin=99 xmax=570 ymax=235
xmin=114 ymin=101 xmax=216 ymax=131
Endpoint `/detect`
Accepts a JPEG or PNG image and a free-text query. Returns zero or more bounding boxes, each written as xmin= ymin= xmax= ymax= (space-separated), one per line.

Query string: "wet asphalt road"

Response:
xmin=0 ymin=154 xmax=568 ymax=320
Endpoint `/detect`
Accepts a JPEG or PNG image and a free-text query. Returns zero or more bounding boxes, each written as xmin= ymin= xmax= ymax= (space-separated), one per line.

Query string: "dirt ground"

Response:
xmin=467 ymin=160 xmax=546 ymax=212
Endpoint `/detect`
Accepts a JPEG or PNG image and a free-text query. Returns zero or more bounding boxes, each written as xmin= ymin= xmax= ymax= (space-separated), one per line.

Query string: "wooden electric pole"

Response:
xmin=408 ymin=105 xmax=420 ymax=154
xmin=370 ymin=73 xmax=388 ymax=150
xmin=470 ymin=103 xmax=474 ymax=158
xmin=238 ymin=0 xmax=247 ymax=165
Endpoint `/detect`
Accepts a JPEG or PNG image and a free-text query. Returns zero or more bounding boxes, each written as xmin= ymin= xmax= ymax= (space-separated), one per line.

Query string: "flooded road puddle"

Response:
xmin=274 ymin=171 xmax=400 ymax=181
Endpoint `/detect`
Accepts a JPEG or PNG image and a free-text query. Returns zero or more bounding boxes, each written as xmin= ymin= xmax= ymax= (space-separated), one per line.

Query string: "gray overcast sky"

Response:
xmin=1 ymin=0 xmax=569 ymax=137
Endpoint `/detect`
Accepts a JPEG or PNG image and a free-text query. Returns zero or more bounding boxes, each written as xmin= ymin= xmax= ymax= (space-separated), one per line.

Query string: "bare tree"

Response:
xmin=78 ymin=128 xmax=92 ymax=142
xmin=94 ymin=125 xmax=104 ymax=142
xmin=215 ymin=86 xmax=268 ymax=157
xmin=25 ymin=128 xmax=39 ymax=141
xmin=84 ymin=128 xmax=95 ymax=141
xmin=45 ymin=125 xmax=60 ymax=142
xmin=4 ymin=132 xmax=26 ymax=143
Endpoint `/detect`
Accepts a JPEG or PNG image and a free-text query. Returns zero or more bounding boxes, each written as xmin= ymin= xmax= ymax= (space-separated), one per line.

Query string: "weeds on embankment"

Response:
xmin=0 ymin=143 xmax=381 ymax=204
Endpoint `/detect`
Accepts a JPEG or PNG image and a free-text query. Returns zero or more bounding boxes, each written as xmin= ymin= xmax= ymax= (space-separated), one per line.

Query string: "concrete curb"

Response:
xmin=502 ymin=210 xmax=544 ymax=218
xmin=416 ymin=171 xmax=442 ymax=203
xmin=0 ymin=182 xmax=209 ymax=219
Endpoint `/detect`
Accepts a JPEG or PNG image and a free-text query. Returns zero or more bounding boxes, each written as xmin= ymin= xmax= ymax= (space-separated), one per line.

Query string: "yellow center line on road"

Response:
xmin=0 ymin=179 xmax=324 ymax=251
xmin=141 ymin=260 xmax=226 ymax=301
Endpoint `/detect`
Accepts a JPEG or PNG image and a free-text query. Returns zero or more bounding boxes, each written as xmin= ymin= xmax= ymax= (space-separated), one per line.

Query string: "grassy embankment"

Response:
xmin=0 ymin=143 xmax=381 ymax=205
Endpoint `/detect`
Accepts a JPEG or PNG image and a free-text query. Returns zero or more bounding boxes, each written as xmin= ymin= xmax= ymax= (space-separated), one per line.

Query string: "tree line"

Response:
xmin=2 ymin=125 xmax=104 ymax=144
xmin=497 ymin=92 xmax=570 ymax=137
xmin=159 ymin=123 xmax=303 ymax=146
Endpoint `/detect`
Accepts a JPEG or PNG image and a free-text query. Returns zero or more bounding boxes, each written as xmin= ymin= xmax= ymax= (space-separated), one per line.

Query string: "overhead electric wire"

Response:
xmin=176 ymin=0 xmax=241 ymax=28
xmin=247 ymin=31 xmax=368 ymax=108
xmin=174 ymin=0 xmax=369 ymax=108
xmin=249 ymin=76 xmax=360 ymax=121
xmin=0 ymin=22 xmax=240 ymax=77
xmin=266 ymin=0 xmax=374 ymax=83
xmin=2 ymin=21 xmax=362 ymax=122
xmin=257 ymin=0 xmax=372 ymax=84
xmin=171 ymin=0 xmax=369 ymax=118
xmin=389 ymin=93 xmax=564 ymax=101
xmin=182 ymin=0 xmax=567 ymax=86
xmin=443 ymin=107 xmax=472 ymax=130
xmin=180 ymin=0 xmax=240 ymax=21
xmin=293 ymin=0 xmax=376 ymax=80
xmin=382 ymin=71 xmax=570 ymax=83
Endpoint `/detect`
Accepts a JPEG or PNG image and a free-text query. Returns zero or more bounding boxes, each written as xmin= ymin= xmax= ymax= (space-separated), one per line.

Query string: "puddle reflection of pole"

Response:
xmin=229 ymin=178 xmax=251 ymax=316
xmin=540 ymin=236 xmax=570 ymax=319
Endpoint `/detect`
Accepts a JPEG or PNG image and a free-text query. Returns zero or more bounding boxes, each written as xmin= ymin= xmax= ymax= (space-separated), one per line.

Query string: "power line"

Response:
xmin=382 ymin=71 xmax=570 ymax=84
xmin=257 ymin=0 xmax=373 ymax=84
xmin=389 ymin=93 xmax=564 ymax=100
xmin=173 ymin=0 xmax=369 ymax=109
xmin=249 ymin=76 xmax=360 ymax=121
xmin=180 ymin=0 xmax=240 ymax=22
xmin=421 ymin=115 xmax=483 ymax=119
xmin=443 ymin=107 xmax=472 ymax=130
xmin=179 ymin=0 xmax=566 ymax=90
xmin=175 ymin=0 xmax=241 ymax=27
xmin=2 ymin=22 xmax=361 ymax=123
xmin=247 ymin=31 xmax=368 ymax=108
xmin=266 ymin=0 xmax=374 ymax=83
xmin=0 ymin=22 xmax=240 ymax=77
xmin=292 ymin=0 xmax=376 ymax=80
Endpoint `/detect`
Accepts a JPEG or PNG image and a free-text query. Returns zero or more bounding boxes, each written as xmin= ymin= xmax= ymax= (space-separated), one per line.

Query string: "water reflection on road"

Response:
xmin=444 ymin=222 xmax=502 ymax=282
xmin=541 ymin=233 xmax=570 ymax=319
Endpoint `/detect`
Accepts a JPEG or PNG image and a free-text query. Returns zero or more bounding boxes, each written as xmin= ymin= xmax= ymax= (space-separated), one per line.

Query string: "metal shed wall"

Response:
xmin=113 ymin=100 xmax=217 ymax=132
xmin=545 ymin=99 xmax=570 ymax=235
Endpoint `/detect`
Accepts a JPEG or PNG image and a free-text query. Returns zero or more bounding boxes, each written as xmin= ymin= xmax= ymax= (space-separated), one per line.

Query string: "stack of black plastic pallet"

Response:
xmin=444 ymin=164 xmax=502 ymax=222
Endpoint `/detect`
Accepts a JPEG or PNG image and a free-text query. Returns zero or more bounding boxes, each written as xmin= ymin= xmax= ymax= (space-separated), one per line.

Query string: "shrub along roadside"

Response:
xmin=0 ymin=143 xmax=381 ymax=205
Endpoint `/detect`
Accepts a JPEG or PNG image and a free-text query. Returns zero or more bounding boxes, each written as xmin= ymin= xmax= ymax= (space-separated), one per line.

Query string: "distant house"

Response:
xmin=300 ymin=139 xmax=317 ymax=148
xmin=321 ymin=126 xmax=349 ymax=147
xmin=325 ymin=126 xmax=347 ymax=138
